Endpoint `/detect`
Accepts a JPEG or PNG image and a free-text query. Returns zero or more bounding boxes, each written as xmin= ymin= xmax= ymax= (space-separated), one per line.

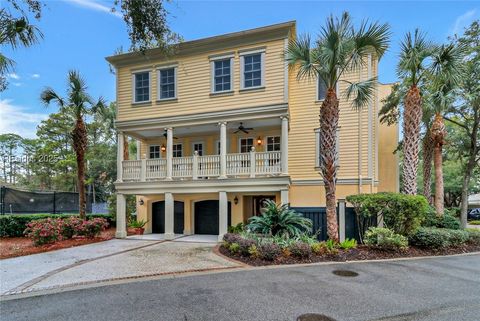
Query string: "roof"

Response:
xmin=106 ymin=21 xmax=296 ymax=67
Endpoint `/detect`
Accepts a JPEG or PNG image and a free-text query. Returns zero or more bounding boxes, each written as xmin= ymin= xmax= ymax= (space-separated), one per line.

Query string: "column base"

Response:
xmin=165 ymin=233 xmax=175 ymax=240
xmin=218 ymin=175 xmax=227 ymax=179
xmin=218 ymin=234 xmax=225 ymax=242
xmin=164 ymin=177 xmax=173 ymax=181
xmin=115 ymin=231 xmax=127 ymax=238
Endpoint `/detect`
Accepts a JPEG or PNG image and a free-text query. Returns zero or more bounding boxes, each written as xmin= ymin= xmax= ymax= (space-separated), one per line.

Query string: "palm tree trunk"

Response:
xmin=320 ymin=89 xmax=339 ymax=242
xmin=422 ymin=130 xmax=434 ymax=205
xmin=123 ymin=134 xmax=129 ymax=161
xmin=431 ymin=113 xmax=446 ymax=215
xmin=73 ymin=118 xmax=88 ymax=219
xmin=402 ymin=85 xmax=422 ymax=195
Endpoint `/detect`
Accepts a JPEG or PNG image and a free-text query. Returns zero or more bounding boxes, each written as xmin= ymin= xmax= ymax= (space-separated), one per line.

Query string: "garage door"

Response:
xmin=194 ymin=200 xmax=231 ymax=235
xmin=152 ymin=201 xmax=184 ymax=234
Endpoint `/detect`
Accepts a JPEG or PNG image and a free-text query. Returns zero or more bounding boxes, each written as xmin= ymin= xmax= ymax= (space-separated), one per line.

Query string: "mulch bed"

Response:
xmin=0 ymin=227 xmax=116 ymax=259
xmin=219 ymin=243 xmax=480 ymax=266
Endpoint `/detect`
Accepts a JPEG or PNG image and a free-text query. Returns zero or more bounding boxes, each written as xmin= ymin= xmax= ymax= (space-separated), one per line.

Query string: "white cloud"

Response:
xmin=0 ymin=99 xmax=49 ymax=138
xmin=65 ymin=0 xmax=122 ymax=18
xmin=12 ymin=82 xmax=22 ymax=87
xmin=7 ymin=73 xmax=20 ymax=80
xmin=450 ymin=9 xmax=478 ymax=36
xmin=31 ymin=74 xmax=40 ymax=79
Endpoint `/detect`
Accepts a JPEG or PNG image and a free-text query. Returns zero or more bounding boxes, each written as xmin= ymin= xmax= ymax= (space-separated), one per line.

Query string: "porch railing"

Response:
xmin=121 ymin=151 xmax=283 ymax=182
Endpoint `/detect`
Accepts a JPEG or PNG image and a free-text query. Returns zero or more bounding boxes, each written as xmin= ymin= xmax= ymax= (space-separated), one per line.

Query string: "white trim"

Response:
xmin=240 ymin=51 xmax=265 ymax=90
xmin=157 ymin=66 xmax=177 ymax=101
xmin=284 ymin=38 xmax=289 ymax=102
xmin=238 ymin=137 xmax=254 ymax=153
xmin=367 ymin=53 xmax=373 ymax=179
xmin=265 ymin=135 xmax=281 ymax=152
xmin=148 ymin=144 xmax=162 ymax=159
xmin=314 ymin=128 xmax=320 ymax=168
xmin=210 ymin=57 xmax=234 ymax=94
xmin=132 ymin=70 xmax=152 ymax=104
xmin=209 ymin=53 xmax=235 ymax=61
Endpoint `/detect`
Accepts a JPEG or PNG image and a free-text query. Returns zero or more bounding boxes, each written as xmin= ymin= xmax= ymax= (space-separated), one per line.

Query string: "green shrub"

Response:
xmin=469 ymin=220 xmax=480 ymax=226
xmin=258 ymin=243 xmax=282 ymax=261
xmin=237 ymin=238 xmax=256 ymax=256
xmin=311 ymin=242 xmax=326 ymax=254
xmin=129 ymin=219 xmax=147 ymax=228
xmin=346 ymin=193 xmax=429 ymax=238
xmin=423 ymin=208 xmax=460 ymax=230
xmin=364 ymin=227 xmax=408 ymax=250
xmin=248 ymin=244 xmax=260 ymax=258
xmin=338 ymin=238 xmax=357 ymax=250
xmin=228 ymin=242 xmax=240 ymax=254
xmin=466 ymin=229 xmax=480 ymax=245
xmin=223 ymin=233 xmax=242 ymax=245
xmin=0 ymin=214 xmax=114 ymax=237
xmin=247 ymin=200 xmax=312 ymax=237
xmin=289 ymin=242 xmax=312 ymax=258
xmin=409 ymin=227 xmax=469 ymax=249
xmin=228 ymin=222 xmax=245 ymax=234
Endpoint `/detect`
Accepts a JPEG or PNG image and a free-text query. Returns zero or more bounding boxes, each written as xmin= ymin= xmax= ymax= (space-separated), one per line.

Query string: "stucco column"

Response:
xmin=115 ymin=193 xmax=127 ymax=238
xmin=165 ymin=127 xmax=173 ymax=180
xmin=281 ymin=115 xmax=289 ymax=175
xmin=164 ymin=192 xmax=174 ymax=239
xmin=219 ymin=122 xmax=227 ymax=179
xmin=218 ymin=191 xmax=228 ymax=241
xmin=117 ymin=132 xmax=124 ymax=182
xmin=280 ymin=189 xmax=289 ymax=206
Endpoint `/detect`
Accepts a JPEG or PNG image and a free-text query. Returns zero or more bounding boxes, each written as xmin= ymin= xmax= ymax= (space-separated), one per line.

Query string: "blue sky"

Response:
xmin=1 ymin=0 xmax=478 ymax=138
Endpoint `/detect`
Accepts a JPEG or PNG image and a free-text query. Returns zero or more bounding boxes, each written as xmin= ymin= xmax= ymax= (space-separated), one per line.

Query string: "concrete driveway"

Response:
xmin=0 ymin=238 xmax=240 ymax=295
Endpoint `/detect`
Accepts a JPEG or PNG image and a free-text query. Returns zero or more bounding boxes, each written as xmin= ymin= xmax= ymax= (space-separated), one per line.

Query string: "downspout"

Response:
xmin=358 ymin=63 xmax=363 ymax=194
xmin=367 ymin=53 xmax=374 ymax=193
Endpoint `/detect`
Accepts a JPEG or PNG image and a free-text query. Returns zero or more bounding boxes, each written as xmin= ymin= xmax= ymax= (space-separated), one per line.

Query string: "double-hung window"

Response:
xmin=241 ymin=50 xmax=264 ymax=89
xmin=239 ymin=138 xmax=254 ymax=153
xmin=212 ymin=58 xmax=232 ymax=93
xmin=158 ymin=67 xmax=176 ymax=100
xmin=133 ymin=71 xmax=150 ymax=103
xmin=318 ymin=78 xmax=327 ymax=101
xmin=172 ymin=144 xmax=182 ymax=158
xmin=266 ymin=136 xmax=281 ymax=152
xmin=149 ymin=145 xmax=161 ymax=159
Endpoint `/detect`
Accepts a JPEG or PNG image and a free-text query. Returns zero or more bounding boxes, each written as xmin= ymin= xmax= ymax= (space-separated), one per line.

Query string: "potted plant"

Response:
xmin=129 ymin=220 xmax=148 ymax=235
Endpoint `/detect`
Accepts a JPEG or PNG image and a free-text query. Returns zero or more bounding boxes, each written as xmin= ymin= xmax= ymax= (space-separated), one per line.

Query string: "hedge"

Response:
xmin=0 ymin=214 xmax=114 ymax=237
xmin=346 ymin=192 xmax=429 ymax=239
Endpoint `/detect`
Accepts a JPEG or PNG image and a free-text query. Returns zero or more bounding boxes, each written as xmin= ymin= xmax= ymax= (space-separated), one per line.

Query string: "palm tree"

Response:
xmin=41 ymin=71 xmax=105 ymax=219
xmin=285 ymin=12 xmax=390 ymax=241
xmin=428 ymin=44 xmax=466 ymax=215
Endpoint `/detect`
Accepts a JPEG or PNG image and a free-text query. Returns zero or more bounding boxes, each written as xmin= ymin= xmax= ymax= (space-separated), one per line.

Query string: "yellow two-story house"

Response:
xmin=107 ymin=21 xmax=398 ymax=241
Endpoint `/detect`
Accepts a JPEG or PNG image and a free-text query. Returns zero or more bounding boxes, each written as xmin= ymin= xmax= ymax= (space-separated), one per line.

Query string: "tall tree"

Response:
xmin=445 ymin=21 xmax=480 ymax=227
xmin=285 ymin=12 xmax=390 ymax=241
xmin=41 ymin=71 xmax=105 ymax=219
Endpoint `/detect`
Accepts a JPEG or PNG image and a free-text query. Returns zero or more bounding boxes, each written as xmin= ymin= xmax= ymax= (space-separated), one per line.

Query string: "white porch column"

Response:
xmin=280 ymin=189 xmax=289 ymax=206
xmin=117 ymin=132 xmax=124 ymax=182
xmin=136 ymin=140 xmax=141 ymax=160
xmin=219 ymin=122 xmax=227 ymax=179
xmin=164 ymin=192 xmax=175 ymax=239
xmin=338 ymin=198 xmax=346 ymax=242
xmin=115 ymin=193 xmax=127 ymax=238
xmin=165 ymin=127 xmax=173 ymax=180
xmin=281 ymin=115 xmax=289 ymax=175
xmin=218 ymin=191 xmax=228 ymax=241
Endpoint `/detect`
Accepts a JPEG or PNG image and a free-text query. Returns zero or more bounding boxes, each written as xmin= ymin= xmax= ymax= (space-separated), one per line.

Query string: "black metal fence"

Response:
xmin=0 ymin=186 xmax=92 ymax=215
xmin=291 ymin=205 xmax=360 ymax=241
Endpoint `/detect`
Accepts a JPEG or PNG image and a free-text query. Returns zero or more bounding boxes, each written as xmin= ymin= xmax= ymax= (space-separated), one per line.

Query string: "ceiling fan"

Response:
xmin=163 ymin=130 xmax=178 ymax=140
xmin=234 ymin=122 xmax=254 ymax=134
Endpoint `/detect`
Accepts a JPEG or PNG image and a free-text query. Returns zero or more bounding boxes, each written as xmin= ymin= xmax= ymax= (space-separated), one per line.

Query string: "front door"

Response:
xmin=152 ymin=201 xmax=185 ymax=234
xmin=252 ymin=195 xmax=276 ymax=216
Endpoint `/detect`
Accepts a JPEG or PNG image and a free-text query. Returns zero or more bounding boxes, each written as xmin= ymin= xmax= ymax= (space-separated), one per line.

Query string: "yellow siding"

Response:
xmin=116 ymin=39 xmax=287 ymax=122
xmin=289 ymin=184 xmax=378 ymax=207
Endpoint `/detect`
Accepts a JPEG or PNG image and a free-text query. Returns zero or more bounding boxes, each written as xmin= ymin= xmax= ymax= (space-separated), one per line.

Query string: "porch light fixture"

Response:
xmin=234 ymin=196 xmax=239 ymax=205
xmin=256 ymin=136 xmax=262 ymax=145
xmin=161 ymin=144 xmax=166 ymax=152
xmin=139 ymin=199 xmax=144 ymax=206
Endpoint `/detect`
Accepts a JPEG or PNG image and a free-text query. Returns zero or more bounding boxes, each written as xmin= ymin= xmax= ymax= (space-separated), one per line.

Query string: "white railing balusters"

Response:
xmin=146 ymin=159 xmax=167 ymax=180
xmin=122 ymin=160 xmax=141 ymax=181
xmin=172 ymin=157 xmax=193 ymax=178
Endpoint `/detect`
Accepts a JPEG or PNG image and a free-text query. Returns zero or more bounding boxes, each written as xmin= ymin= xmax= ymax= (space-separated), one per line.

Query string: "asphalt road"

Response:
xmin=1 ymin=254 xmax=479 ymax=321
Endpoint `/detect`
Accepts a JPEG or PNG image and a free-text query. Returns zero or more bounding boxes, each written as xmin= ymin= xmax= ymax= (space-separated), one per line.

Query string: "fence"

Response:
xmin=291 ymin=203 xmax=360 ymax=241
xmin=0 ymin=186 xmax=93 ymax=215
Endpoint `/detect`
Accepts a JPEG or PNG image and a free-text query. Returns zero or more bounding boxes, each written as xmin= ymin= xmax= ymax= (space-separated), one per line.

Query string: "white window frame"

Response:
xmin=157 ymin=65 xmax=178 ymax=101
xmin=315 ymin=128 xmax=340 ymax=168
xmin=172 ymin=143 xmax=183 ymax=158
xmin=266 ymin=136 xmax=281 ymax=152
xmin=192 ymin=141 xmax=204 ymax=156
xmin=210 ymin=54 xmax=234 ymax=94
xmin=149 ymin=144 xmax=161 ymax=159
xmin=132 ymin=70 xmax=151 ymax=103
xmin=238 ymin=137 xmax=254 ymax=153
xmin=316 ymin=77 xmax=339 ymax=102
xmin=240 ymin=49 xmax=265 ymax=90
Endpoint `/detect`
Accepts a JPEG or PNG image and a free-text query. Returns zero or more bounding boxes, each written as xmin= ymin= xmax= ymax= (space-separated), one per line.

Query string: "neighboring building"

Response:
xmin=106 ymin=21 xmax=399 ymax=240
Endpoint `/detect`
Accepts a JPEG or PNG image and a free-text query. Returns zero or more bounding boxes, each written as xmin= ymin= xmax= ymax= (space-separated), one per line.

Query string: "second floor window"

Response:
xmin=134 ymin=72 xmax=150 ymax=103
xmin=159 ymin=68 xmax=176 ymax=99
xmin=240 ymin=138 xmax=254 ymax=153
xmin=173 ymin=144 xmax=182 ymax=157
xmin=318 ymin=78 xmax=327 ymax=101
xmin=149 ymin=145 xmax=160 ymax=159
xmin=242 ymin=53 xmax=263 ymax=89
xmin=266 ymin=136 xmax=280 ymax=152
xmin=213 ymin=59 xmax=232 ymax=92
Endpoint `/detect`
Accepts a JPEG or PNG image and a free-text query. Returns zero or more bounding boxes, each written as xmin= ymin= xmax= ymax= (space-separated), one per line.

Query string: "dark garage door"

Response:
xmin=152 ymin=201 xmax=184 ymax=234
xmin=194 ymin=200 xmax=231 ymax=235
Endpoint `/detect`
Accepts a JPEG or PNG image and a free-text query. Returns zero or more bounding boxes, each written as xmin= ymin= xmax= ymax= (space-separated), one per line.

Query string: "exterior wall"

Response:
xmin=377 ymin=83 xmax=399 ymax=192
xmin=116 ymin=39 xmax=287 ymax=122
xmin=136 ymin=191 xmax=280 ymax=233
xmin=289 ymin=184 xmax=377 ymax=207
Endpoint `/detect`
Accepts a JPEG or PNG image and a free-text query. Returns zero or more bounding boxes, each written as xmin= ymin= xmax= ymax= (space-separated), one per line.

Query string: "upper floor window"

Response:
xmin=133 ymin=71 xmax=150 ymax=103
xmin=192 ymin=142 xmax=204 ymax=156
xmin=172 ymin=143 xmax=182 ymax=157
xmin=318 ymin=78 xmax=327 ymax=101
xmin=149 ymin=145 xmax=160 ymax=159
xmin=158 ymin=67 xmax=176 ymax=100
xmin=213 ymin=58 xmax=232 ymax=93
xmin=241 ymin=51 xmax=264 ymax=89
xmin=266 ymin=136 xmax=280 ymax=152
xmin=239 ymin=138 xmax=254 ymax=153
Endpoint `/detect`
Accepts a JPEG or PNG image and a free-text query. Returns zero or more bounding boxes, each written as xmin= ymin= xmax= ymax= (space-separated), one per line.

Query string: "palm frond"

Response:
xmin=0 ymin=14 xmax=43 ymax=48
xmin=379 ymin=83 xmax=405 ymax=125
xmin=396 ymin=29 xmax=434 ymax=84
xmin=285 ymin=34 xmax=319 ymax=81
xmin=430 ymin=43 xmax=467 ymax=88
xmin=40 ymin=87 xmax=65 ymax=108
xmin=343 ymin=76 xmax=377 ymax=110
